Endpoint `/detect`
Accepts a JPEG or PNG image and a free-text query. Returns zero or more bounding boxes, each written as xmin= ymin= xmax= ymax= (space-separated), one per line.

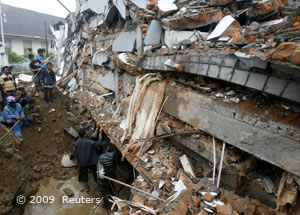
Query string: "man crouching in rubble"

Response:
xmin=0 ymin=96 xmax=29 ymax=141
xmin=24 ymin=99 xmax=41 ymax=123
xmin=74 ymin=127 xmax=104 ymax=192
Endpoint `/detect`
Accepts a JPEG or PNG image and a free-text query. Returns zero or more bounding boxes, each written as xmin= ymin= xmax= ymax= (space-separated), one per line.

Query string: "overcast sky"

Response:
xmin=2 ymin=0 xmax=76 ymax=18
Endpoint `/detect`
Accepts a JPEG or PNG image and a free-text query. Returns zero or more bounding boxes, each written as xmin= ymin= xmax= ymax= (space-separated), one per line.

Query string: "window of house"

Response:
xmin=23 ymin=40 xmax=32 ymax=54
xmin=5 ymin=38 xmax=11 ymax=53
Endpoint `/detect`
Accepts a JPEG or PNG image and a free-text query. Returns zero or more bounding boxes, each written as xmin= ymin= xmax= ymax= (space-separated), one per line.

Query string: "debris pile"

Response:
xmin=57 ymin=0 xmax=300 ymax=214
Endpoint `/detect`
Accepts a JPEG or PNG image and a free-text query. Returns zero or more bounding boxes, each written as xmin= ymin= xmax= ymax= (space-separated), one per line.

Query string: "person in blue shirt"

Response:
xmin=0 ymin=96 xmax=29 ymax=140
xmin=35 ymin=49 xmax=49 ymax=70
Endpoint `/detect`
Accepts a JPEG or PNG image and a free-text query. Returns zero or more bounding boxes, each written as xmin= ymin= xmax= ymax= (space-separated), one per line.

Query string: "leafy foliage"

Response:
xmin=8 ymin=52 xmax=25 ymax=63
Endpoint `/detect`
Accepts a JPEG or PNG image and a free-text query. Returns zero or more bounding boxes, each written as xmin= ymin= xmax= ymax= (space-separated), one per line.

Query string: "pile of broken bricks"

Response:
xmin=56 ymin=0 xmax=300 ymax=214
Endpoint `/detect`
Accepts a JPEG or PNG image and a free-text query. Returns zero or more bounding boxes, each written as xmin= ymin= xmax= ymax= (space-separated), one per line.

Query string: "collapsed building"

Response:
xmin=57 ymin=0 xmax=300 ymax=214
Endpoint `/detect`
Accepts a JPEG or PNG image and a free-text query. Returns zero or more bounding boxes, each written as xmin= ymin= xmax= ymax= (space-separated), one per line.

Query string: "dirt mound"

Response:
xmin=0 ymin=125 xmax=25 ymax=213
xmin=0 ymin=89 xmax=89 ymax=214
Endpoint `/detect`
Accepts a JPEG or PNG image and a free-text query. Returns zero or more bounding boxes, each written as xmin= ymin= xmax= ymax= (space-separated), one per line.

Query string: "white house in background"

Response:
xmin=1 ymin=4 xmax=65 ymax=55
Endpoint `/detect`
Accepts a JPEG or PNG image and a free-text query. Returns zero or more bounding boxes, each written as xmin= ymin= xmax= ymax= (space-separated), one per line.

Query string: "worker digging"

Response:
xmin=0 ymin=0 xmax=300 ymax=215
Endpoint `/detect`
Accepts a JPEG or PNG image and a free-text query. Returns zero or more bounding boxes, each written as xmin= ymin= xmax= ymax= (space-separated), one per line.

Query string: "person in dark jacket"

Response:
xmin=29 ymin=54 xmax=42 ymax=97
xmin=75 ymin=127 xmax=104 ymax=192
xmin=98 ymin=141 xmax=117 ymax=209
xmin=40 ymin=62 xmax=56 ymax=102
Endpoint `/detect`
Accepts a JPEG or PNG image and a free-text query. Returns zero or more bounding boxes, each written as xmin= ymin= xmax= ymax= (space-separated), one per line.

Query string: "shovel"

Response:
xmin=0 ymin=120 xmax=21 ymax=142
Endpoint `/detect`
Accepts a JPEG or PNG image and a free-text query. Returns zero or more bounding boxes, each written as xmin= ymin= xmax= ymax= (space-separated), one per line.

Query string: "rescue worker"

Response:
xmin=74 ymin=127 xmax=104 ymax=193
xmin=29 ymin=54 xmax=42 ymax=97
xmin=35 ymin=49 xmax=49 ymax=70
xmin=24 ymin=99 xmax=41 ymax=123
xmin=40 ymin=62 xmax=56 ymax=102
xmin=16 ymin=87 xmax=30 ymax=107
xmin=0 ymin=66 xmax=16 ymax=105
xmin=97 ymin=141 xmax=117 ymax=209
xmin=0 ymin=96 xmax=28 ymax=140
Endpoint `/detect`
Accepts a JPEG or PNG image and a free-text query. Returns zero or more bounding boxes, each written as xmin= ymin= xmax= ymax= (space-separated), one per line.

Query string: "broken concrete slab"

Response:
xmin=113 ymin=0 xmax=126 ymax=19
xmin=281 ymin=81 xmax=300 ymax=103
xmin=235 ymin=52 xmax=267 ymax=70
xmin=207 ymin=15 xmax=235 ymax=40
xmin=164 ymin=59 xmax=184 ymax=72
xmin=130 ymin=0 xmax=149 ymax=9
xmin=157 ymin=0 xmax=177 ymax=12
xmin=112 ymin=31 xmax=136 ymax=52
xmin=231 ymin=69 xmax=249 ymax=86
xmin=245 ymin=72 xmax=268 ymax=91
xmin=136 ymin=24 xmax=143 ymax=57
xmin=81 ymin=0 xmax=109 ymax=14
xmin=92 ymin=51 xmax=109 ymax=66
xmin=163 ymin=85 xmax=300 ymax=177
xmin=67 ymin=78 xmax=78 ymax=91
xmin=263 ymin=77 xmax=288 ymax=97
xmin=219 ymin=67 xmax=234 ymax=82
xmin=164 ymin=30 xmax=205 ymax=48
xmin=105 ymin=6 xmax=118 ymax=23
xmin=144 ymin=20 xmax=162 ymax=46
xmin=180 ymin=154 xmax=196 ymax=178
xmin=161 ymin=9 xmax=222 ymax=30
xmin=98 ymin=69 xmax=117 ymax=92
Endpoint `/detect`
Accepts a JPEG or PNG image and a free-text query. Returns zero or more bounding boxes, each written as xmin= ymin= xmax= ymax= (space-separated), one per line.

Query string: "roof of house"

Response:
xmin=2 ymin=4 xmax=65 ymax=40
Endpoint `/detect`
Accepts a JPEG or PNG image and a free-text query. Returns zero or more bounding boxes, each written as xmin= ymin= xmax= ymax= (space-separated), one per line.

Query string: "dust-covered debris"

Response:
xmin=54 ymin=0 xmax=300 ymax=214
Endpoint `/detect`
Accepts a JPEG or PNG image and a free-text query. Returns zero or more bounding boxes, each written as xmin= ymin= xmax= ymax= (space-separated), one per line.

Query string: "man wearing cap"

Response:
xmin=0 ymin=96 xmax=28 ymax=140
xmin=0 ymin=66 xmax=16 ymax=104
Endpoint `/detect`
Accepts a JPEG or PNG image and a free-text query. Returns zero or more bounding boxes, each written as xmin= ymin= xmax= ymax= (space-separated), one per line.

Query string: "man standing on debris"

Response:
xmin=74 ymin=127 xmax=104 ymax=193
xmin=29 ymin=54 xmax=42 ymax=97
xmin=98 ymin=141 xmax=117 ymax=209
xmin=0 ymin=96 xmax=28 ymax=140
xmin=0 ymin=66 xmax=16 ymax=104
xmin=40 ymin=62 xmax=56 ymax=103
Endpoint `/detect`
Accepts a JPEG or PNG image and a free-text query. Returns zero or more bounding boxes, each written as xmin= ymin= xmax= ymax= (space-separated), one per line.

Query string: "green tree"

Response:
xmin=23 ymin=51 xmax=35 ymax=59
xmin=8 ymin=52 xmax=25 ymax=63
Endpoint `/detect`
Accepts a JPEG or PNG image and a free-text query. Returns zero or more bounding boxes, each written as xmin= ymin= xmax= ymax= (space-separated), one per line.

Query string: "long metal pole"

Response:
xmin=217 ymin=142 xmax=226 ymax=189
xmin=0 ymin=0 xmax=7 ymax=67
xmin=0 ymin=0 xmax=5 ymax=53
xmin=57 ymin=0 xmax=72 ymax=14
xmin=44 ymin=22 xmax=49 ymax=58
xmin=100 ymin=174 xmax=166 ymax=202
xmin=212 ymin=137 xmax=216 ymax=185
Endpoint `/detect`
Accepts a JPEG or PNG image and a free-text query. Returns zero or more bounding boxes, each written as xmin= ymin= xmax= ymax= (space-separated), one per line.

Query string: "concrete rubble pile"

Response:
xmin=57 ymin=0 xmax=300 ymax=214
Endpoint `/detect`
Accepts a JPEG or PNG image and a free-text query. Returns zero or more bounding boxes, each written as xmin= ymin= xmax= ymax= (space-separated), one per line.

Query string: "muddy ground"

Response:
xmin=0 ymin=89 xmax=91 ymax=214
